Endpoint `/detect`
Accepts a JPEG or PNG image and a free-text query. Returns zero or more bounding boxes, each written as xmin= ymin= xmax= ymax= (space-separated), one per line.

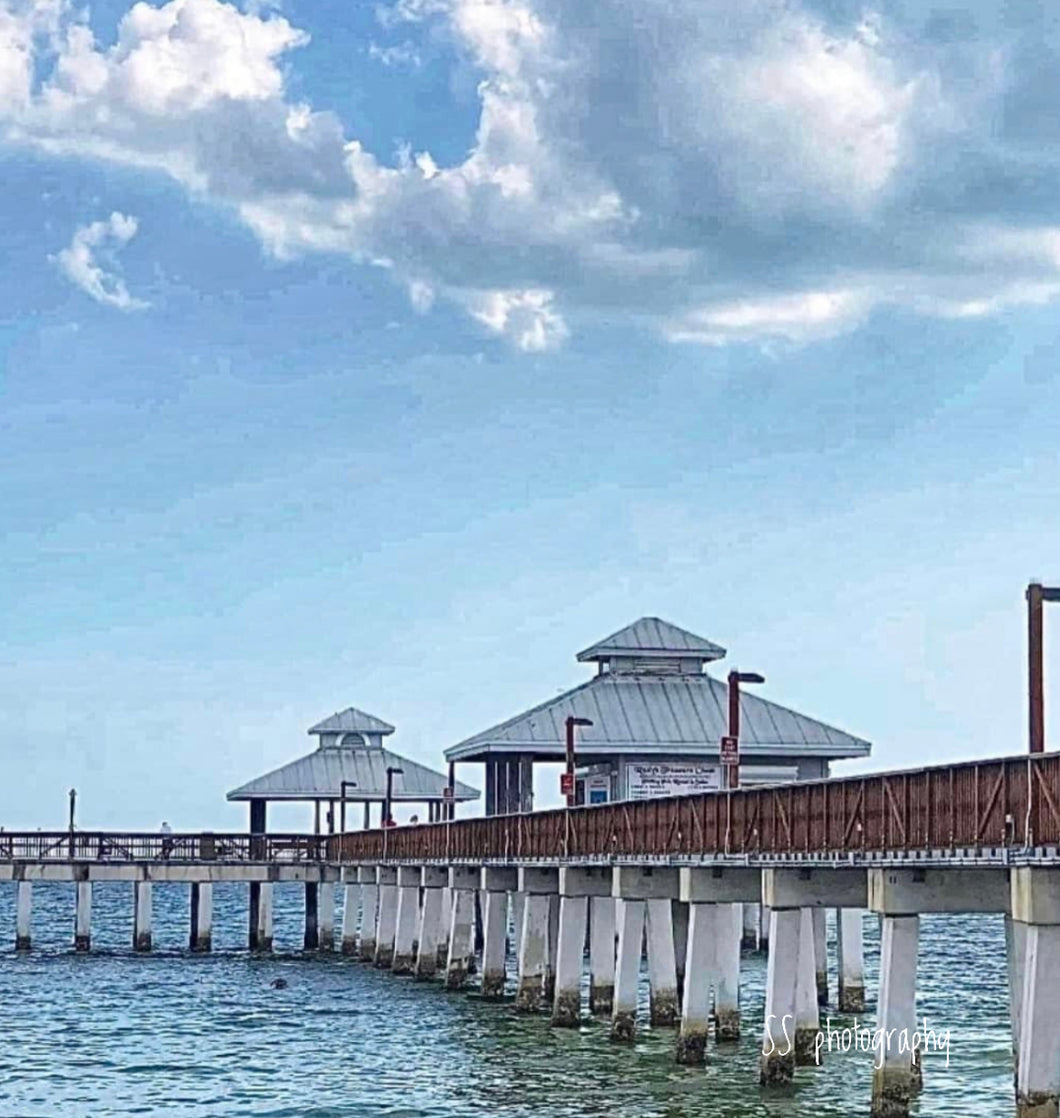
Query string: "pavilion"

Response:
xmin=227 ymin=706 xmax=479 ymax=833
xmin=444 ymin=617 xmax=871 ymax=814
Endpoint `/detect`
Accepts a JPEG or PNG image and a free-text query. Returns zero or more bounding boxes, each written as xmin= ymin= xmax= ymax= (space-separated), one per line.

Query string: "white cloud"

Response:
xmin=54 ymin=211 xmax=148 ymax=310
xmin=6 ymin=0 xmax=1060 ymax=347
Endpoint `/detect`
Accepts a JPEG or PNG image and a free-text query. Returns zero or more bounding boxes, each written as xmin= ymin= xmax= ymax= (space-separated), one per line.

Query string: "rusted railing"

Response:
xmin=330 ymin=752 xmax=1060 ymax=864
xmin=0 ymin=832 xmax=328 ymax=863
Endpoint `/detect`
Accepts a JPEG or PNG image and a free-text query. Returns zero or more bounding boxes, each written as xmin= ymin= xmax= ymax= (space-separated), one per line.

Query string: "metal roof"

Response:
xmin=577 ymin=617 xmax=727 ymax=662
xmin=227 ymin=746 xmax=479 ymax=802
xmin=445 ymin=671 xmax=870 ymax=762
xmin=307 ymin=707 xmax=396 ymax=735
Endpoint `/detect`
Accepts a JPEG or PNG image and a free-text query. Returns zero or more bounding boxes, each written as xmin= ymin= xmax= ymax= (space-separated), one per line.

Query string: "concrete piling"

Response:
xmin=75 ymin=881 xmax=92 ymax=952
xmin=392 ymin=867 xmax=421 ymax=975
xmin=374 ymin=867 xmax=398 ymax=968
xmin=133 ymin=881 xmax=153 ymax=952
xmin=1006 ymin=914 xmax=1027 ymax=1083
xmin=872 ymin=915 xmax=919 ymax=1117
xmin=445 ymin=867 xmax=478 ymax=990
xmin=676 ymin=901 xmax=713 ymax=1064
xmin=611 ymin=897 xmax=645 ymax=1042
xmin=514 ymin=868 xmax=556 ymax=1011
xmin=672 ymin=900 xmax=689 ymax=997
xmin=304 ymin=883 xmax=319 ymax=952
xmin=416 ymin=867 xmax=447 ymax=979
xmin=255 ymin=882 xmax=274 ymax=952
xmin=551 ymin=895 xmax=588 ymax=1027
xmin=190 ymin=882 xmax=213 ymax=951
xmin=437 ymin=886 xmax=453 ymax=968
xmin=481 ymin=868 xmax=516 ymax=996
xmin=319 ymin=882 xmax=335 ymax=951
xmin=341 ymin=881 xmax=360 ymax=954
xmin=714 ymin=902 xmax=742 ymax=1041
xmin=760 ymin=907 xmax=799 ymax=1085
xmin=358 ymin=867 xmax=379 ymax=961
xmin=837 ymin=908 xmax=866 ymax=1012
xmin=794 ymin=907 xmax=822 ymax=1064
xmin=760 ymin=904 xmax=771 ymax=952
xmin=812 ymin=908 xmax=829 ymax=1006
xmin=589 ymin=896 xmax=616 ymax=1015
xmin=742 ymin=902 xmax=759 ymax=951
xmin=646 ymin=898 xmax=680 ymax=1026
xmin=544 ymin=893 xmax=560 ymax=1005
xmin=15 ymin=881 xmax=32 ymax=951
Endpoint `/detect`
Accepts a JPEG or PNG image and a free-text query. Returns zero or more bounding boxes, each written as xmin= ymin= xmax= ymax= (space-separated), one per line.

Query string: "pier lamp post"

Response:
xmin=339 ymin=780 xmax=357 ymax=833
xmin=1028 ymin=581 xmax=1060 ymax=754
xmin=384 ymin=767 xmax=403 ymax=826
xmin=564 ymin=716 xmax=593 ymax=808
xmin=724 ymin=671 xmax=765 ymax=791
xmin=68 ymin=788 xmax=77 ymax=858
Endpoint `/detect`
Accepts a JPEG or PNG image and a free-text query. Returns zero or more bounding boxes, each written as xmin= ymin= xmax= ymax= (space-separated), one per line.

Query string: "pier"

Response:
xmin=4 ymin=751 xmax=1060 ymax=1118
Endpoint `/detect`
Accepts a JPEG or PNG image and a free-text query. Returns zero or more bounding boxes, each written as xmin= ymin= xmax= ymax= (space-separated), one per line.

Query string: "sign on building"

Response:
xmin=625 ymin=761 xmax=721 ymax=800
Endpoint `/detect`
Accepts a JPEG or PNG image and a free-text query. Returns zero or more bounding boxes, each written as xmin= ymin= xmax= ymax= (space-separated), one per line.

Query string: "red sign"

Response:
xmin=560 ymin=773 xmax=575 ymax=796
xmin=720 ymin=735 xmax=739 ymax=765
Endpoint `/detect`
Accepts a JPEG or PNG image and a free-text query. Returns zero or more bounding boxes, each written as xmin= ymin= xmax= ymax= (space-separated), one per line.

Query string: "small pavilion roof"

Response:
xmin=227 ymin=746 xmax=479 ymax=803
xmin=577 ymin=617 xmax=727 ymax=662
xmin=308 ymin=707 xmax=395 ymax=736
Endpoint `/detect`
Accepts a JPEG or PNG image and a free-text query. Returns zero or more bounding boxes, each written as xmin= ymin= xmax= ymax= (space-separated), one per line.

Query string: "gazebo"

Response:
xmin=228 ymin=706 xmax=479 ymax=833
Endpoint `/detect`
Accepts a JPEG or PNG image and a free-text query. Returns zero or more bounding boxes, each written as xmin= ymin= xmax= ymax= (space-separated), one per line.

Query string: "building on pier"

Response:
xmin=227 ymin=706 xmax=479 ymax=832
xmin=444 ymin=617 xmax=871 ymax=814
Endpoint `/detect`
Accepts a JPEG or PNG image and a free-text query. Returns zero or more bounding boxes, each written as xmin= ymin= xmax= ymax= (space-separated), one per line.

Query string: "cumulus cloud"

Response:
xmin=54 ymin=211 xmax=148 ymax=310
xmin=5 ymin=0 xmax=1060 ymax=347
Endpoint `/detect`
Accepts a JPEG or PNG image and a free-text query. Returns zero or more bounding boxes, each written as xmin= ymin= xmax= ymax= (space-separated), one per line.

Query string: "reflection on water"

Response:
xmin=0 ymin=883 xmax=1012 ymax=1117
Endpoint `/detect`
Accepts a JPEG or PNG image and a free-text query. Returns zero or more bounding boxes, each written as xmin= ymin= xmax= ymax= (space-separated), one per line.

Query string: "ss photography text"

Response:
xmin=763 ymin=1016 xmax=952 ymax=1068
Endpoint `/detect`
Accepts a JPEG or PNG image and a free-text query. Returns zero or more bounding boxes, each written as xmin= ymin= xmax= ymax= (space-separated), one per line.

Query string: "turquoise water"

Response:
xmin=0 ymin=884 xmax=1014 ymax=1116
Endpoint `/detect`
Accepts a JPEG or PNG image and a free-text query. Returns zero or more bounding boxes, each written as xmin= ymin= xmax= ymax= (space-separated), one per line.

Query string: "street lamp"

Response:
xmin=722 ymin=670 xmax=765 ymax=791
xmin=384 ymin=767 xmax=404 ymax=827
xmin=68 ymin=788 xmax=77 ymax=858
xmin=1028 ymin=582 xmax=1060 ymax=754
xmin=564 ymin=716 xmax=593 ymax=808
xmin=339 ymin=780 xmax=357 ymax=833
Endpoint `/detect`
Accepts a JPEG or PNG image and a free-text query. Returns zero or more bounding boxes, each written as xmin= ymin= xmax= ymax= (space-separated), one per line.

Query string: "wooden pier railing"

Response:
xmin=0 ymin=832 xmax=327 ymax=863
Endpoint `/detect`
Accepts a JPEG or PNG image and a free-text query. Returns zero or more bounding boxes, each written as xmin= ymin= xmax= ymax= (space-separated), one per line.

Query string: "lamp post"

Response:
xmin=384 ymin=767 xmax=404 ymax=827
xmin=723 ymin=671 xmax=765 ymax=791
xmin=68 ymin=788 xmax=77 ymax=858
xmin=564 ymin=716 xmax=593 ymax=808
xmin=339 ymin=780 xmax=357 ymax=833
xmin=1028 ymin=582 xmax=1060 ymax=754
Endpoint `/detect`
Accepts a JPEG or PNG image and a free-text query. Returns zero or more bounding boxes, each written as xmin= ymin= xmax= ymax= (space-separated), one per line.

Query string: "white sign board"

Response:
xmin=625 ymin=761 xmax=721 ymax=800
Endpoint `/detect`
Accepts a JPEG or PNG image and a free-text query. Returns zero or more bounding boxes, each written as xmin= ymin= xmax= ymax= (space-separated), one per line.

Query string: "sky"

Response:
xmin=3 ymin=0 xmax=1060 ymax=830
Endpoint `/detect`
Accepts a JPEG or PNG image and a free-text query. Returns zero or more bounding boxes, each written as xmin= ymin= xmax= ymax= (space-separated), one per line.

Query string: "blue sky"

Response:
xmin=3 ymin=0 xmax=1060 ymax=829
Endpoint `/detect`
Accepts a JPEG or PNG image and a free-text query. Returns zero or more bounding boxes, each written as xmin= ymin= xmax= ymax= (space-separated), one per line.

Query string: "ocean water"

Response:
xmin=0 ymin=883 xmax=1014 ymax=1117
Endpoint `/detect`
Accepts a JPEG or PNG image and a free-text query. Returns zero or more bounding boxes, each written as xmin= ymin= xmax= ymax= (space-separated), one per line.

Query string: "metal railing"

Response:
xmin=0 ymin=832 xmax=328 ymax=863
xmin=330 ymin=751 xmax=1060 ymax=863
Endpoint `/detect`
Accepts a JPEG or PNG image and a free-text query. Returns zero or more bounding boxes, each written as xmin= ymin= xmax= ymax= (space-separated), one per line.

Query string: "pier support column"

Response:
xmin=544 ymin=893 xmax=560 ymax=1004
xmin=358 ymin=867 xmax=379 ymax=962
xmin=75 ymin=881 xmax=92 ymax=952
xmin=393 ymin=867 xmax=421 ymax=975
xmin=589 ymin=896 xmax=616 ymax=1015
xmin=445 ymin=866 xmax=479 ymax=990
xmin=812 ymin=908 xmax=829 ymax=1006
xmin=795 ymin=907 xmax=822 ymax=1064
xmin=15 ymin=880 xmax=32 ymax=951
xmin=611 ymin=898 xmax=645 ymax=1042
xmin=416 ymin=867 xmax=448 ymax=980
xmin=190 ymin=882 xmax=213 ymax=951
xmin=341 ymin=881 xmax=360 ymax=955
xmin=319 ymin=882 xmax=335 ymax=951
xmin=481 ymin=867 xmax=517 ymax=997
xmin=872 ymin=915 xmax=920 ymax=1117
xmin=252 ymin=883 xmax=274 ymax=952
xmin=1011 ymin=866 xmax=1060 ymax=1118
xmin=515 ymin=867 xmax=558 ymax=1012
xmin=1007 ymin=915 xmax=1027 ymax=1083
xmin=742 ymin=902 xmax=759 ymax=951
xmin=646 ymin=898 xmax=680 ymax=1025
xmin=437 ymin=886 xmax=453 ymax=968
xmin=761 ymin=907 xmax=799 ymax=1085
xmin=511 ymin=891 xmax=526 ymax=958
xmin=760 ymin=905 xmax=771 ymax=952
xmin=673 ymin=900 xmax=689 ymax=998
xmin=133 ymin=880 xmax=153 ymax=952
xmin=676 ymin=902 xmax=714 ymax=1065
xmin=303 ymin=883 xmax=319 ymax=951
xmin=837 ymin=909 xmax=866 ymax=1012
xmin=374 ymin=867 xmax=398 ymax=968
xmin=714 ymin=902 xmax=742 ymax=1041
xmin=552 ymin=867 xmax=610 ymax=1028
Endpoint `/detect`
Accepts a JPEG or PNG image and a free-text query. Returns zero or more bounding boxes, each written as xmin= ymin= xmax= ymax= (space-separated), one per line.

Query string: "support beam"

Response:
xmin=481 ymin=890 xmax=509 ymax=997
xmin=133 ymin=880 xmax=152 ymax=952
xmin=515 ymin=892 xmax=551 ymax=1011
xmin=374 ymin=867 xmax=398 ymax=968
xmin=304 ymin=882 xmax=319 ymax=952
xmin=676 ymin=902 xmax=714 ymax=1065
xmin=75 ymin=881 xmax=92 ymax=952
xmin=714 ymin=902 xmax=742 ymax=1041
xmin=646 ymin=898 xmax=679 ymax=1026
xmin=742 ymin=902 xmax=759 ymax=951
xmin=341 ymin=882 xmax=360 ymax=955
xmin=393 ymin=867 xmax=421 ymax=975
xmin=190 ymin=882 xmax=213 ymax=952
xmin=445 ymin=872 xmax=477 ymax=990
xmin=416 ymin=866 xmax=447 ymax=980
xmin=437 ymin=886 xmax=453 ymax=967
xmin=838 ymin=909 xmax=866 ymax=1012
xmin=254 ymin=882 xmax=274 ymax=952
xmin=359 ymin=869 xmax=379 ymax=962
xmin=1007 ymin=915 xmax=1027 ymax=1085
xmin=589 ymin=896 xmax=616 ymax=1015
xmin=761 ymin=907 xmax=799 ymax=1085
xmin=319 ymin=882 xmax=335 ymax=951
xmin=551 ymin=895 xmax=588 ymax=1027
xmin=872 ymin=915 xmax=920 ymax=1117
xmin=15 ymin=881 xmax=32 ymax=951
xmin=812 ymin=907 xmax=829 ymax=1006
xmin=611 ymin=899 xmax=646 ymax=1042
xmin=795 ymin=907 xmax=822 ymax=1065
xmin=673 ymin=900 xmax=689 ymax=996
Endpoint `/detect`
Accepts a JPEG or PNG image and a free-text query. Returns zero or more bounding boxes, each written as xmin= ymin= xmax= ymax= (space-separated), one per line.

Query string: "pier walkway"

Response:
xmin=4 ymin=751 xmax=1060 ymax=1118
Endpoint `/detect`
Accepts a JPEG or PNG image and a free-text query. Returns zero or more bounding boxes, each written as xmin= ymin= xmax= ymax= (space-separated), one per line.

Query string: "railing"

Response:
xmin=0 ymin=832 xmax=328 ymax=863
xmin=331 ymin=752 xmax=1060 ymax=863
